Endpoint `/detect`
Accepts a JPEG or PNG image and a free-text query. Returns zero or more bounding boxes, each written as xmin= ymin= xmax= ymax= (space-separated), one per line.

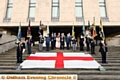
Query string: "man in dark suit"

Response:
xmin=66 ymin=33 xmax=71 ymax=50
xmin=26 ymin=36 xmax=32 ymax=54
xmin=99 ymin=40 xmax=108 ymax=63
xmin=60 ymin=33 xmax=65 ymax=49
xmin=51 ymin=33 xmax=54 ymax=50
xmin=45 ymin=34 xmax=51 ymax=51
xmin=79 ymin=34 xmax=84 ymax=51
xmin=39 ymin=34 xmax=44 ymax=51
xmin=15 ymin=40 xmax=23 ymax=63
xmin=91 ymin=39 xmax=95 ymax=54
xmin=85 ymin=35 xmax=90 ymax=51
xmin=53 ymin=33 xmax=56 ymax=49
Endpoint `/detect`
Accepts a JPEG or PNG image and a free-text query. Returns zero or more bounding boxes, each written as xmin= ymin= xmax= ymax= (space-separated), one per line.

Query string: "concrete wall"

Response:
xmin=0 ymin=0 xmax=120 ymax=26
xmin=12 ymin=0 xmax=29 ymax=23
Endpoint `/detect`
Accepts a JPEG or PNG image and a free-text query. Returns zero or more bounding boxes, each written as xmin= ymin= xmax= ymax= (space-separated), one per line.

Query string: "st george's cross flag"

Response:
xmin=20 ymin=52 xmax=101 ymax=69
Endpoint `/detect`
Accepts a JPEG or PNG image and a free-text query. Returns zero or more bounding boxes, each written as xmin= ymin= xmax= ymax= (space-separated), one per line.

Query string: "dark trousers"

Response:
xmin=80 ymin=42 xmax=84 ymax=51
xmin=27 ymin=44 xmax=31 ymax=54
xmin=46 ymin=43 xmax=50 ymax=51
xmin=86 ymin=43 xmax=90 ymax=51
xmin=60 ymin=42 xmax=64 ymax=49
xmin=101 ymin=52 xmax=106 ymax=63
xmin=91 ymin=46 xmax=95 ymax=54
xmin=66 ymin=42 xmax=70 ymax=50
xmin=51 ymin=41 xmax=54 ymax=50
xmin=54 ymin=40 xmax=56 ymax=48
xmin=80 ymin=46 xmax=84 ymax=51
xmin=17 ymin=51 xmax=22 ymax=63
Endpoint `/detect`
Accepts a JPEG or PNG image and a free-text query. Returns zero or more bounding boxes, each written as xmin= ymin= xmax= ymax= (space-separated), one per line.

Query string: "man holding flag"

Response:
xmin=98 ymin=19 xmax=108 ymax=63
xmin=92 ymin=17 xmax=97 ymax=39
xmin=82 ymin=21 xmax=86 ymax=36
xmin=26 ymin=20 xmax=32 ymax=54
xmin=72 ymin=23 xmax=75 ymax=37
xmin=99 ymin=19 xmax=105 ymax=40
xmin=15 ymin=22 xmax=23 ymax=63
xmin=38 ymin=21 xmax=42 ymax=35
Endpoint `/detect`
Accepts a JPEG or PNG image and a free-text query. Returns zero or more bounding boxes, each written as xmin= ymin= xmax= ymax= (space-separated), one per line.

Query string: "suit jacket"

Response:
xmin=99 ymin=42 xmax=108 ymax=53
xmin=27 ymin=38 xmax=32 ymax=45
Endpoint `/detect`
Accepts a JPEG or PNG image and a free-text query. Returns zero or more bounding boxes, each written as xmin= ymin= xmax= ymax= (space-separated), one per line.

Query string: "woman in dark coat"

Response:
xmin=99 ymin=40 xmax=108 ymax=63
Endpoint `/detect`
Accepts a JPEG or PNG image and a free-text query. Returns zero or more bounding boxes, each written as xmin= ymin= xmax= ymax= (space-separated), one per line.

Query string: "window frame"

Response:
xmin=51 ymin=0 xmax=60 ymax=22
xmin=75 ymin=0 xmax=84 ymax=22
xmin=28 ymin=0 xmax=36 ymax=22
xmin=99 ymin=0 xmax=107 ymax=18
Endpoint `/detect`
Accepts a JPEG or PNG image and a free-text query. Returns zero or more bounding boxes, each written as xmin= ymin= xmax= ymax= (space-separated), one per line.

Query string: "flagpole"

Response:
xmin=72 ymin=22 xmax=74 ymax=37
xmin=82 ymin=21 xmax=85 ymax=36
xmin=47 ymin=21 xmax=49 ymax=35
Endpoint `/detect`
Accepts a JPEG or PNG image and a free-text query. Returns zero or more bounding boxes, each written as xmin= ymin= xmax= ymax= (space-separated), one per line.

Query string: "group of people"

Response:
xmin=38 ymin=32 xmax=108 ymax=63
xmin=39 ymin=33 xmax=76 ymax=51
xmin=38 ymin=32 xmax=96 ymax=53
xmin=15 ymin=32 xmax=108 ymax=64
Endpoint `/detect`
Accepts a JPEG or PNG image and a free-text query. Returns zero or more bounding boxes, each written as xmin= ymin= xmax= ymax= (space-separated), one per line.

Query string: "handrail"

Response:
xmin=0 ymin=39 xmax=16 ymax=45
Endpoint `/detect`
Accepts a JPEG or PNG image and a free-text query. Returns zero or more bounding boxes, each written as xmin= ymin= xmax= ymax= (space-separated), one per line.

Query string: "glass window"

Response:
xmin=75 ymin=0 xmax=83 ymax=17
xmin=53 ymin=0 xmax=59 ymax=3
xmin=99 ymin=0 xmax=104 ymax=3
xmin=30 ymin=0 xmax=36 ymax=3
xmin=76 ymin=7 xmax=82 ymax=17
xmin=52 ymin=7 xmax=58 ymax=17
xmin=100 ymin=7 xmax=106 ymax=17
xmin=28 ymin=0 xmax=36 ymax=18
xmin=6 ymin=7 xmax=12 ymax=18
xmin=99 ymin=0 xmax=107 ymax=17
xmin=8 ymin=0 xmax=13 ymax=4
xmin=5 ymin=0 xmax=13 ymax=18
xmin=29 ymin=7 xmax=35 ymax=17
xmin=75 ymin=0 xmax=82 ymax=3
xmin=52 ymin=0 xmax=59 ymax=18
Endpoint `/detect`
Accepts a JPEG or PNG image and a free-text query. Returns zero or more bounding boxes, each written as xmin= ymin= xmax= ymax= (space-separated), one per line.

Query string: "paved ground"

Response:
xmin=0 ymin=45 xmax=120 ymax=80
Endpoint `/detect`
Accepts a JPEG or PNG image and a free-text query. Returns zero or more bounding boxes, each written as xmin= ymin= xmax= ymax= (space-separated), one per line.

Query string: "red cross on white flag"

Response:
xmin=20 ymin=52 xmax=101 ymax=69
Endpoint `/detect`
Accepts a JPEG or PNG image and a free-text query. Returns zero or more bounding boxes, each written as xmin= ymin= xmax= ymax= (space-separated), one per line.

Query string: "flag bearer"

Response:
xmin=26 ymin=35 xmax=32 ymax=54
xmin=15 ymin=40 xmax=23 ymax=63
xmin=99 ymin=40 xmax=108 ymax=63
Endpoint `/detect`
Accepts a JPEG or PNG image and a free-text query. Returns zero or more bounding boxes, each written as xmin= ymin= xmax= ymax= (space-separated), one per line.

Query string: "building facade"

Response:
xmin=0 ymin=0 xmax=120 ymax=45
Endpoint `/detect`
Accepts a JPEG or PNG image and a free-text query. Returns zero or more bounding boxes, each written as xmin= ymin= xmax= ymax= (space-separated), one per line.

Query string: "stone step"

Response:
xmin=0 ymin=57 xmax=120 ymax=60
xmin=0 ymin=70 xmax=120 ymax=75
xmin=0 ymin=63 xmax=120 ymax=67
xmin=0 ymin=63 xmax=19 ymax=66
xmin=0 ymin=55 xmax=119 ymax=57
xmin=0 ymin=60 xmax=120 ymax=63
xmin=77 ymin=75 xmax=120 ymax=80
xmin=0 ymin=46 xmax=119 ymax=80
xmin=0 ymin=66 xmax=120 ymax=71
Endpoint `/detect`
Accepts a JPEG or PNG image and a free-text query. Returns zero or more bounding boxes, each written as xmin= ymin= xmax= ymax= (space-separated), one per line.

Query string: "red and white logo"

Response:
xmin=20 ymin=52 xmax=100 ymax=69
